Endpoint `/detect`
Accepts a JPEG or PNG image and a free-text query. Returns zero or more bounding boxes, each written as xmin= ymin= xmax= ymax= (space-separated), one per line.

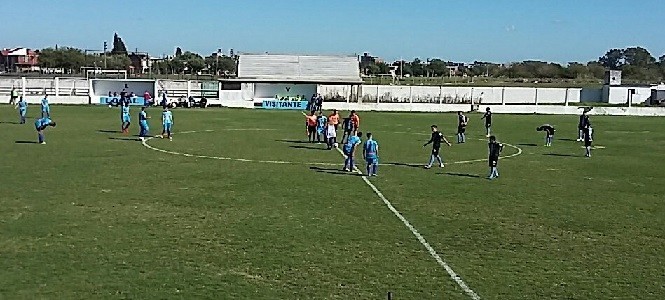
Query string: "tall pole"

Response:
xmin=103 ymin=41 xmax=108 ymax=69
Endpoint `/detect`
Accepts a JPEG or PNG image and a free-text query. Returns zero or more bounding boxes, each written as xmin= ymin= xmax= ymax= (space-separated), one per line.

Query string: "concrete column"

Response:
xmin=564 ymin=88 xmax=569 ymax=106
xmin=21 ymin=77 xmax=26 ymax=97
xmin=54 ymin=77 xmax=60 ymax=97
xmin=439 ymin=86 xmax=443 ymax=105
xmin=534 ymin=88 xmax=539 ymax=105
xmin=409 ymin=86 xmax=413 ymax=104
xmin=501 ymin=87 xmax=505 ymax=105
xmin=186 ymin=80 xmax=192 ymax=98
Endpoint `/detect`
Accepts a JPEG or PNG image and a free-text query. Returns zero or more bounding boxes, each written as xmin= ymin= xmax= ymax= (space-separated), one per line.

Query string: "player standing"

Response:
xmin=325 ymin=121 xmax=337 ymax=150
xmin=457 ymin=111 xmax=468 ymax=143
xmin=363 ymin=132 xmax=379 ymax=176
xmin=481 ymin=107 xmax=492 ymax=137
xmin=34 ymin=117 xmax=56 ymax=144
xmin=343 ymin=131 xmax=362 ymax=172
xmin=341 ymin=116 xmax=353 ymax=144
xmin=536 ymin=124 xmax=556 ymax=147
xmin=120 ymin=102 xmax=131 ymax=134
xmin=305 ymin=112 xmax=317 ymax=143
xmin=423 ymin=125 xmax=452 ymax=169
xmin=138 ymin=107 xmax=150 ymax=141
xmin=583 ymin=126 xmax=592 ymax=158
xmin=488 ymin=135 xmax=504 ymax=180
xmin=15 ymin=96 xmax=27 ymax=124
xmin=316 ymin=112 xmax=327 ymax=143
xmin=10 ymin=86 xmax=18 ymax=105
xmin=161 ymin=107 xmax=174 ymax=140
xmin=328 ymin=109 xmax=340 ymax=131
xmin=41 ymin=94 xmax=50 ymax=118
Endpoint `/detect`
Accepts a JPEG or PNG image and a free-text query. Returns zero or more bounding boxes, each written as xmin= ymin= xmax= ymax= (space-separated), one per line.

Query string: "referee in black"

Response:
xmin=423 ymin=125 xmax=452 ymax=169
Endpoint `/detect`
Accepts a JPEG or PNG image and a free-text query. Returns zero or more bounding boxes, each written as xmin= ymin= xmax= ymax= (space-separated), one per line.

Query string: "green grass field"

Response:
xmin=1 ymin=105 xmax=664 ymax=299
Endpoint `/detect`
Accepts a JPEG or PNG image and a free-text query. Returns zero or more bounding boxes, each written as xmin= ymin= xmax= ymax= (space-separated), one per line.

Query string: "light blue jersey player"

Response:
xmin=121 ymin=102 xmax=131 ymax=134
xmin=16 ymin=96 xmax=28 ymax=124
xmin=363 ymin=132 xmax=379 ymax=176
xmin=34 ymin=117 xmax=56 ymax=144
xmin=41 ymin=94 xmax=50 ymax=118
xmin=161 ymin=107 xmax=174 ymax=140
xmin=138 ymin=107 xmax=150 ymax=141
xmin=316 ymin=112 xmax=327 ymax=143
xmin=343 ymin=131 xmax=362 ymax=172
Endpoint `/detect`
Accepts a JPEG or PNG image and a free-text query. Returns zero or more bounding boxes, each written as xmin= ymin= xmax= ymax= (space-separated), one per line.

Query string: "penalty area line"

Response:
xmin=334 ymin=147 xmax=481 ymax=300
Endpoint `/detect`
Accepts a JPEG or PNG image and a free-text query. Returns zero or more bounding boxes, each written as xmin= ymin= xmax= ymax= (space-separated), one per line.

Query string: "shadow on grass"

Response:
xmin=290 ymin=145 xmax=329 ymax=151
xmin=108 ymin=137 xmax=139 ymax=142
xmin=383 ymin=162 xmax=422 ymax=168
xmin=15 ymin=140 xmax=39 ymax=144
xmin=275 ymin=139 xmax=314 ymax=144
xmin=517 ymin=143 xmax=538 ymax=147
xmin=543 ymin=153 xmax=578 ymax=157
xmin=98 ymin=129 xmax=121 ymax=134
xmin=442 ymin=172 xmax=482 ymax=178
xmin=309 ymin=166 xmax=363 ymax=177
xmin=0 ymin=121 xmax=20 ymax=125
xmin=558 ymin=138 xmax=579 ymax=142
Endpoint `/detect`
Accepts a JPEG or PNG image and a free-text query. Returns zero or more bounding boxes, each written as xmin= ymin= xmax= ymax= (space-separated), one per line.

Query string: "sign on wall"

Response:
xmin=261 ymin=100 xmax=308 ymax=110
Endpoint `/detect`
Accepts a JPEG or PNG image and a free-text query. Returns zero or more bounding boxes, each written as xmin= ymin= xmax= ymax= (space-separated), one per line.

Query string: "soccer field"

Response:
xmin=1 ymin=105 xmax=664 ymax=299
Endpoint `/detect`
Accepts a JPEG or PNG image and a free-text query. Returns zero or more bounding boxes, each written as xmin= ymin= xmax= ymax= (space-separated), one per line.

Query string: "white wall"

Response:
xmin=604 ymin=86 xmax=652 ymax=104
xmin=22 ymin=95 xmax=89 ymax=105
xmin=254 ymin=83 xmax=317 ymax=99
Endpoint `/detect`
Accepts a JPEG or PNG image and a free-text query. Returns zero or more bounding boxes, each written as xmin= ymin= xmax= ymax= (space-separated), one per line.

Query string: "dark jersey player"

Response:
xmin=423 ymin=125 xmax=452 ymax=169
xmin=456 ymin=111 xmax=468 ymax=143
xmin=481 ymin=107 xmax=492 ymax=137
xmin=536 ymin=124 xmax=555 ymax=147
xmin=487 ymin=135 xmax=504 ymax=179
xmin=577 ymin=110 xmax=591 ymax=142
xmin=583 ymin=126 xmax=593 ymax=158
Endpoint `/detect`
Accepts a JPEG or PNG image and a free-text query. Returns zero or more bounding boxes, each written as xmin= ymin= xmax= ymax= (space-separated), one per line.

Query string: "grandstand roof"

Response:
xmin=224 ymin=54 xmax=362 ymax=84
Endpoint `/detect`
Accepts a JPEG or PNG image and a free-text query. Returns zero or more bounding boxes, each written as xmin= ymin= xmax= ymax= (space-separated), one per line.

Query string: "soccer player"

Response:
xmin=341 ymin=116 xmax=354 ymax=144
xmin=162 ymin=107 xmax=174 ymax=140
xmin=120 ymin=102 xmax=131 ymax=134
xmin=577 ymin=111 xmax=588 ymax=141
xmin=487 ymin=135 xmax=504 ymax=179
xmin=316 ymin=112 xmax=327 ymax=143
xmin=138 ymin=107 xmax=150 ymax=141
xmin=325 ymin=121 xmax=337 ymax=150
xmin=305 ymin=112 xmax=317 ymax=143
xmin=583 ymin=126 xmax=592 ymax=158
xmin=350 ymin=110 xmax=360 ymax=131
xmin=34 ymin=117 xmax=56 ymax=144
xmin=343 ymin=131 xmax=362 ymax=172
xmin=41 ymin=94 xmax=50 ymax=118
xmin=10 ymin=86 xmax=18 ymax=105
xmin=536 ymin=124 xmax=556 ymax=147
xmin=457 ymin=111 xmax=468 ymax=143
xmin=423 ymin=125 xmax=452 ymax=169
xmin=328 ymin=109 xmax=340 ymax=131
xmin=15 ymin=96 xmax=28 ymax=124
xmin=363 ymin=132 xmax=379 ymax=176
xmin=481 ymin=107 xmax=492 ymax=137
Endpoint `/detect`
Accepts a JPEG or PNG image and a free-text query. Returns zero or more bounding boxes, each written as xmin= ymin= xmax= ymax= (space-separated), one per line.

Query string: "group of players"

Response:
xmin=305 ymin=106 xmax=595 ymax=179
xmin=11 ymin=95 xmax=56 ymax=144
xmin=117 ymin=101 xmax=174 ymax=141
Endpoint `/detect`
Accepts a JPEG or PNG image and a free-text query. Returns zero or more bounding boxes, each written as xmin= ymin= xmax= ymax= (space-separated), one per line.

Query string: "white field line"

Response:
xmin=140 ymin=130 xmax=522 ymax=168
xmin=335 ymin=147 xmax=481 ymax=300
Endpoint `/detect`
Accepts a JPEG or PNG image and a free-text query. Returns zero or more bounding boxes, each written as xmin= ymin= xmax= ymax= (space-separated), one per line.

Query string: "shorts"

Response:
xmin=19 ymin=109 xmax=26 ymax=116
xmin=584 ymin=140 xmax=592 ymax=147
xmin=317 ymin=127 xmax=325 ymax=134
xmin=485 ymin=123 xmax=492 ymax=128
xmin=431 ymin=147 xmax=440 ymax=156
xmin=366 ymin=157 xmax=378 ymax=165
xmin=343 ymin=147 xmax=353 ymax=157
xmin=42 ymin=107 xmax=50 ymax=113
xmin=307 ymin=125 xmax=316 ymax=134
xmin=122 ymin=114 xmax=131 ymax=123
xmin=163 ymin=123 xmax=172 ymax=131
xmin=489 ymin=157 xmax=498 ymax=167
xmin=457 ymin=126 xmax=466 ymax=134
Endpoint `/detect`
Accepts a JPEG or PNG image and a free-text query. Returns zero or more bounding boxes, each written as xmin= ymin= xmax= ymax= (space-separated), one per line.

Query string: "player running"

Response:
xmin=41 ymin=94 xmax=50 ymax=118
xmin=316 ymin=112 xmax=327 ymax=143
xmin=481 ymin=107 xmax=492 ymax=137
xmin=15 ymin=96 xmax=27 ymax=124
xmin=343 ymin=131 xmax=362 ymax=172
xmin=488 ymin=135 xmax=504 ymax=180
xmin=423 ymin=125 xmax=452 ymax=169
xmin=536 ymin=124 xmax=556 ymax=147
xmin=120 ymin=102 xmax=131 ymax=134
xmin=363 ymin=132 xmax=379 ymax=176
xmin=457 ymin=111 xmax=468 ymax=143
xmin=161 ymin=107 xmax=174 ymax=140
xmin=138 ymin=107 xmax=150 ymax=141
xmin=34 ymin=117 xmax=56 ymax=144
xmin=305 ymin=112 xmax=317 ymax=143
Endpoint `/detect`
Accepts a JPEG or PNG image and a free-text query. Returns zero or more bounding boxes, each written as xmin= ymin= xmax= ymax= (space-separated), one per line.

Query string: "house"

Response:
xmin=128 ymin=52 xmax=151 ymax=74
xmin=1 ymin=48 xmax=39 ymax=72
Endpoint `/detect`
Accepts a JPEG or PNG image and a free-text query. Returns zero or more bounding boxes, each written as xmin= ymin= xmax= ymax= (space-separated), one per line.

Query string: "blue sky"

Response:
xmin=4 ymin=0 xmax=663 ymax=64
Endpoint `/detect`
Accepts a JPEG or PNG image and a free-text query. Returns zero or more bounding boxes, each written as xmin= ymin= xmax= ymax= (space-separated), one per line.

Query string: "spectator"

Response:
xmin=143 ymin=90 xmax=153 ymax=106
xmin=200 ymin=97 xmax=208 ymax=108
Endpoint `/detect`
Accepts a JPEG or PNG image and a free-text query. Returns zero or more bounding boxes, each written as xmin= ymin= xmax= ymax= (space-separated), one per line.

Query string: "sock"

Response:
xmin=366 ymin=164 xmax=371 ymax=175
xmin=427 ymin=155 xmax=435 ymax=167
xmin=372 ymin=164 xmax=378 ymax=175
xmin=462 ymin=133 xmax=465 ymax=143
xmin=38 ymin=132 xmax=44 ymax=143
xmin=437 ymin=156 xmax=444 ymax=166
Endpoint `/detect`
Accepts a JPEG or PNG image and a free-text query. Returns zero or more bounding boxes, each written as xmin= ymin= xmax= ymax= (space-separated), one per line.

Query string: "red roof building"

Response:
xmin=1 ymin=48 xmax=40 ymax=72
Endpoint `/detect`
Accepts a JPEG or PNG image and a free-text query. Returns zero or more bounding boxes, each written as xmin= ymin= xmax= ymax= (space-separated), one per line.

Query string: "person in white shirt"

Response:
xmin=326 ymin=123 xmax=337 ymax=150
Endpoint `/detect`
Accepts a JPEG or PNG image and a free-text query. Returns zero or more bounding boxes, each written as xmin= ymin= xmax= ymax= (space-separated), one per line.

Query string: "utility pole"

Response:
xmin=103 ymin=41 xmax=108 ymax=69
xmin=216 ymin=48 xmax=221 ymax=76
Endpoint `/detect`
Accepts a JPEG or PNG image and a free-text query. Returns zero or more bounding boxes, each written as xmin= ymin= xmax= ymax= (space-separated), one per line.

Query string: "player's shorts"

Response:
xmin=485 ymin=123 xmax=492 ymax=128
xmin=19 ymin=109 xmax=26 ymax=116
xmin=307 ymin=125 xmax=316 ymax=134
xmin=489 ymin=157 xmax=498 ymax=167
xmin=316 ymin=126 xmax=325 ymax=134
xmin=584 ymin=139 xmax=592 ymax=147
xmin=140 ymin=121 xmax=149 ymax=129
xmin=343 ymin=147 xmax=353 ymax=157
xmin=122 ymin=114 xmax=130 ymax=123
xmin=42 ymin=106 xmax=50 ymax=112
xmin=366 ymin=157 xmax=378 ymax=165
xmin=163 ymin=123 xmax=172 ymax=131
xmin=431 ymin=146 xmax=440 ymax=156
xmin=457 ymin=126 xmax=466 ymax=134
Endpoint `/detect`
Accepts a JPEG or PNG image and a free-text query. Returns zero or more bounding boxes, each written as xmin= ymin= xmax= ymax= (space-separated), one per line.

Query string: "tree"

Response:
xmin=411 ymin=58 xmax=425 ymax=77
xmin=599 ymin=48 xmax=624 ymax=69
xmin=426 ymin=59 xmax=447 ymax=77
xmin=660 ymin=54 xmax=665 ymax=64
xmin=111 ymin=33 xmax=128 ymax=55
xmin=623 ymin=47 xmax=655 ymax=66
xmin=175 ymin=47 xmax=183 ymax=57
xmin=38 ymin=47 xmax=86 ymax=71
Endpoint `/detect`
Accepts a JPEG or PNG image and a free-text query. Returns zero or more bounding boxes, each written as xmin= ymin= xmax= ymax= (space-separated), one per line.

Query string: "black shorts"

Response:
xmin=489 ymin=157 xmax=498 ymax=167
xmin=431 ymin=147 xmax=440 ymax=156
xmin=457 ymin=126 xmax=466 ymax=134
xmin=584 ymin=140 xmax=592 ymax=147
xmin=485 ymin=123 xmax=492 ymax=128
xmin=307 ymin=126 xmax=316 ymax=133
